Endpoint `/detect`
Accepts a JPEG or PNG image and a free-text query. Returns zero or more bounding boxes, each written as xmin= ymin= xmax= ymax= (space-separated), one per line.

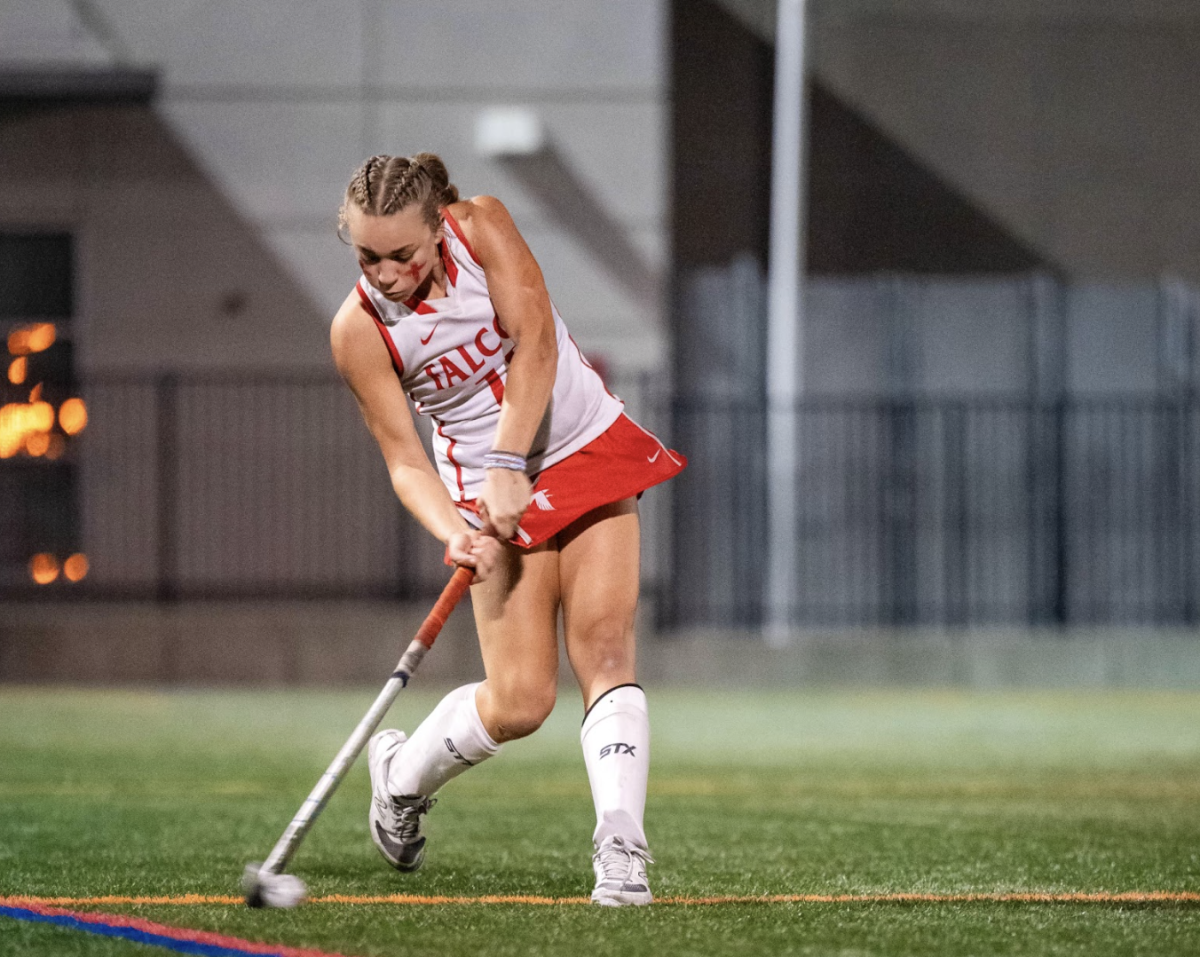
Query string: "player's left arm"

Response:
xmin=453 ymin=195 xmax=558 ymax=537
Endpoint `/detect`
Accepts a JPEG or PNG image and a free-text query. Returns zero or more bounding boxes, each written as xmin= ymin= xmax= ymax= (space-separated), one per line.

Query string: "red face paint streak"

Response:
xmin=408 ymin=262 xmax=422 ymax=282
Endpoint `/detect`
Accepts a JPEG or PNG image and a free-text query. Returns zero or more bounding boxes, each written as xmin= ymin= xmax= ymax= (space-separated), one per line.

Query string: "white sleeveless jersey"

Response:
xmin=355 ymin=209 xmax=623 ymax=502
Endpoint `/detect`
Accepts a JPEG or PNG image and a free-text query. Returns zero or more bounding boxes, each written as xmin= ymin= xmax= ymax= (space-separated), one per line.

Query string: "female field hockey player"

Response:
xmin=330 ymin=153 xmax=685 ymax=906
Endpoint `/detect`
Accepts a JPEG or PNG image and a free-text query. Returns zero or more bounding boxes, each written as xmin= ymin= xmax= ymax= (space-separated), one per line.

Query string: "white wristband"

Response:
xmin=483 ymin=450 xmax=527 ymax=471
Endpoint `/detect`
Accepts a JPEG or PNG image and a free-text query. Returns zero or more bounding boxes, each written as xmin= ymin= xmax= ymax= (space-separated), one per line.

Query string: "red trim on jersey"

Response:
xmin=439 ymin=239 xmax=459 ymax=287
xmin=484 ymin=368 xmax=505 ymax=406
xmin=434 ymin=419 xmax=465 ymax=499
xmin=356 ymin=281 xmax=404 ymax=376
xmin=441 ymin=207 xmax=481 ymax=267
xmin=355 ymin=279 xmax=381 ymax=319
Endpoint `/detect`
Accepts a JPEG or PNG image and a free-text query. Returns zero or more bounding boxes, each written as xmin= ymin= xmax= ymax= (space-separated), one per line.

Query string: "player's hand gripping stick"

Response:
xmin=242 ymin=565 xmax=475 ymax=908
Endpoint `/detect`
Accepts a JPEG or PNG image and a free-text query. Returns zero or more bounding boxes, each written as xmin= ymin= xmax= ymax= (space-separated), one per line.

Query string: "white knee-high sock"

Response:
xmin=387 ymin=682 xmax=500 ymax=798
xmin=581 ymin=684 xmax=650 ymax=850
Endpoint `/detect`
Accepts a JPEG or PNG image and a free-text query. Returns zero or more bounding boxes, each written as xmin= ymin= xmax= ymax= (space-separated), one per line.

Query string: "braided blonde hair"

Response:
xmin=338 ymin=153 xmax=460 ymax=237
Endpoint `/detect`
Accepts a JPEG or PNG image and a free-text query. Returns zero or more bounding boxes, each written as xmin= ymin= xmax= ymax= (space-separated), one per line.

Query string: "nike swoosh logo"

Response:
xmin=647 ymin=449 xmax=661 ymax=463
xmin=420 ymin=321 xmax=441 ymax=345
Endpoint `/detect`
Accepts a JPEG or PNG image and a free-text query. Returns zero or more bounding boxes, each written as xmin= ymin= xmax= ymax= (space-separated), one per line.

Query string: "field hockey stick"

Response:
xmin=243 ymin=564 xmax=475 ymax=908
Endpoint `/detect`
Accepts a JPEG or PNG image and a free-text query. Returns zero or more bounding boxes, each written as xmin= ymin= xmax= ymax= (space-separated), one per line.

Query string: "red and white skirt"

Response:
xmin=456 ymin=413 xmax=687 ymax=548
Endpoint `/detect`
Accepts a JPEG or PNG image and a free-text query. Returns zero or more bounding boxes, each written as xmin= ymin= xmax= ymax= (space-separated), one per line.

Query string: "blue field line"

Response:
xmin=0 ymin=904 xmax=286 ymax=957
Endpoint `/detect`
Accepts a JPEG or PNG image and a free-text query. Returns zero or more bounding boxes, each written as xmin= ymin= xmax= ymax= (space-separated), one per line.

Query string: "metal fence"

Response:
xmin=3 ymin=374 xmax=1197 ymax=631
xmin=668 ymin=394 xmax=1200 ymax=629
xmin=0 ymin=372 xmax=674 ymax=606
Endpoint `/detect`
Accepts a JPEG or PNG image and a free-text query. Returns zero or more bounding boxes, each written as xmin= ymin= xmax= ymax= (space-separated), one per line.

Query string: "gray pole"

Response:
xmin=765 ymin=0 xmax=808 ymax=643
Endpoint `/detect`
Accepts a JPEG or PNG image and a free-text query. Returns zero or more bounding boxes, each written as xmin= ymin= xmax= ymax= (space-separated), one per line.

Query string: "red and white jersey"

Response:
xmin=354 ymin=208 xmax=624 ymax=502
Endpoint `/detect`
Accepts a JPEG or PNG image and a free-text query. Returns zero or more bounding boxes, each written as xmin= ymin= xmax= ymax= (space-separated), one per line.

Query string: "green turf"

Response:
xmin=1 ymin=685 xmax=1198 ymax=956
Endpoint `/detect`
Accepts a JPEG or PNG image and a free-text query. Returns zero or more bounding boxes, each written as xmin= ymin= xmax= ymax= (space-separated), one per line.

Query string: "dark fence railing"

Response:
xmin=3 ymin=375 xmax=1197 ymax=631
xmin=667 ymin=394 xmax=1199 ymax=629
xmin=0 ymin=372 xmax=674 ymax=607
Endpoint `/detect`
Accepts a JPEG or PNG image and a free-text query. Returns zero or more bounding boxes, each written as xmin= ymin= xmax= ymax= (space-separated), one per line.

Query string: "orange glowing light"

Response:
xmin=64 ymin=553 xmax=89 ymax=582
xmin=30 ymin=553 xmax=60 ymax=585
xmin=28 ymin=323 xmax=56 ymax=352
xmin=0 ymin=403 xmax=27 ymax=458
xmin=7 ymin=323 xmax=56 ymax=356
xmin=25 ymin=431 xmax=51 ymax=457
xmin=6 ymin=323 xmax=55 ymax=357
xmin=0 ymin=395 xmax=57 ymax=457
xmin=30 ymin=401 xmax=54 ymax=431
xmin=7 ymin=357 xmax=26 ymax=384
xmin=59 ymin=397 xmax=88 ymax=435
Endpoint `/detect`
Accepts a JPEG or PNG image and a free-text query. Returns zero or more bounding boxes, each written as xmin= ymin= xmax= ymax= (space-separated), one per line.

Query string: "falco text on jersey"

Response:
xmin=423 ymin=316 xmax=513 ymax=391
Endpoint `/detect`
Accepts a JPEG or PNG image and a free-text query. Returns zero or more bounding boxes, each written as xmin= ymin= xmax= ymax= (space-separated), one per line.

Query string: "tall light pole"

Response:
xmin=765 ymin=0 xmax=808 ymax=644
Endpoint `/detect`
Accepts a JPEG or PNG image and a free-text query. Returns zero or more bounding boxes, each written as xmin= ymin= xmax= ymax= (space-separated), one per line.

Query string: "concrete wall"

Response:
xmin=9 ymin=0 xmax=1198 ymax=374
xmin=0 ymin=0 xmax=670 ymax=374
xmin=3 ymin=598 xmax=1199 ymax=688
xmin=0 ymin=102 xmax=331 ymax=375
xmin=0 ymin=600 xmax=485 ymax=686
xmin=721 ymin=0 xmax=1200 ymax=282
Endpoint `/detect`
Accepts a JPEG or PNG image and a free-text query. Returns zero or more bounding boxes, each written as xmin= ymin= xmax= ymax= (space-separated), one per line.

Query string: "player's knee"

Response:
xmin=575 ymin=617 xmax=635 ymax=675
xmin=490 ymin=679 xmax=556 ymax=741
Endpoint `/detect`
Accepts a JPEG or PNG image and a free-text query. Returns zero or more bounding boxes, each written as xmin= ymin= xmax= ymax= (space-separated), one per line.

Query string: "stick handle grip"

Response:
xmin=415 ymin=564 xmax=475 ymax=648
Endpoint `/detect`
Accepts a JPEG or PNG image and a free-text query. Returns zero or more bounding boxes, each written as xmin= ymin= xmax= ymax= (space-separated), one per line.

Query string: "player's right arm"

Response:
xmin=330 ymin=293 xmax=500 ymax=579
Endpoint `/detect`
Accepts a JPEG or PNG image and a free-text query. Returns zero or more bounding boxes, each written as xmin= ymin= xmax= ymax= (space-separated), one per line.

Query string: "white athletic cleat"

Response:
xmin=367 ymin=729 xmax=435 ymax=872
xmin=591 ymin=835 xmax=654 ymax=906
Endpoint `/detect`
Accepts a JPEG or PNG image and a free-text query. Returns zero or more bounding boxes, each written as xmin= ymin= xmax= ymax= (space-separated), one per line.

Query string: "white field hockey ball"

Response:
xmin=261 ymin=873 xmax=307 ymax=909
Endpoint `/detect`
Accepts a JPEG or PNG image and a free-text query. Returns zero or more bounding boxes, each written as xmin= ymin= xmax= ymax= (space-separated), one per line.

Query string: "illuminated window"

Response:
xmin=0 ymin=233 xmax=79 ymax=590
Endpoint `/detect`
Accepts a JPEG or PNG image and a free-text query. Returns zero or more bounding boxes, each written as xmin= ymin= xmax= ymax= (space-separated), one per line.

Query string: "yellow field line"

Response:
xmin=4 ymin=891 xmax=1198 ymax=907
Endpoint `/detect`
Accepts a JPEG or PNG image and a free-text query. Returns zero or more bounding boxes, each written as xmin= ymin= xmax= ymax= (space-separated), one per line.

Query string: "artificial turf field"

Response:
xmin=1 ymin=685 xmax=1198 ymax=956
